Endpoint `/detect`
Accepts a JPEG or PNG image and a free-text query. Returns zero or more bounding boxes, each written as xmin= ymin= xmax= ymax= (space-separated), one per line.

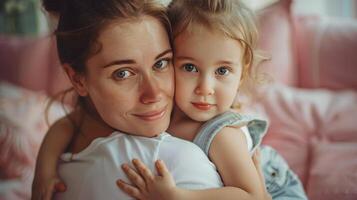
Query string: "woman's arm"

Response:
xmin=32 ymin=116 xmax=74 ymax=200
xmin=117 ymin=127 xmax=268 ymax=200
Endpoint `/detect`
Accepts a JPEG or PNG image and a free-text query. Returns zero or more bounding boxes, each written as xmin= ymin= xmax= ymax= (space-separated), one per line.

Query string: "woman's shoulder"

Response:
xmin=160 ymin=133 xmax=210 ymax=160
xmin=162 ymin=133 xmax=199 ymax=148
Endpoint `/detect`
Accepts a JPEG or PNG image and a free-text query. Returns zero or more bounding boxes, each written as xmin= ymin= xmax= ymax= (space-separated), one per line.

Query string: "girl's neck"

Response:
xmin=168 ymin=106 xmax=203 ymax=141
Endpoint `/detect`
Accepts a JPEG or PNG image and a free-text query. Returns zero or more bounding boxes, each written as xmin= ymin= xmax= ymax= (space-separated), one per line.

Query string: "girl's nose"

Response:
xmin=194 ymin=78 xmax=215 ymax=96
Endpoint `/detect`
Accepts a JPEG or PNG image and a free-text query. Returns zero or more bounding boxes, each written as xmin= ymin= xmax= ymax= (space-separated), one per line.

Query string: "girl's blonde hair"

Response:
xmin=168 ymin=0 xmax=268 ymax=108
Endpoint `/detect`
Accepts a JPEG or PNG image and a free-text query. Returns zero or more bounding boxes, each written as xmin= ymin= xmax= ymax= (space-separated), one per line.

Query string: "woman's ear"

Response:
xmin=63 ymin=64 xmax=88 ymax=96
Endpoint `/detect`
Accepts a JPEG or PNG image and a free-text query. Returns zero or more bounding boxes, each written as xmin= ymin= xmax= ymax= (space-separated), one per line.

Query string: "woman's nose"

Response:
xmin=140 ymin=76 xmax=163 ymax=104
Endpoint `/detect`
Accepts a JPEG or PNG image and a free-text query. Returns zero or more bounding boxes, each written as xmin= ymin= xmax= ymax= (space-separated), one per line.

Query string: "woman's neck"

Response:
xmin=68 ymin=108 xmax=115 ymax=154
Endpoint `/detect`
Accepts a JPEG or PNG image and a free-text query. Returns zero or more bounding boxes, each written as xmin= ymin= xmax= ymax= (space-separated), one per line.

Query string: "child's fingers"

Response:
xmin=155 ymin=159 xmax=170 ymax=177
xmin=132 ymin=159 xmax=154 ymax=182
xmin=116 ymin=179 xmax=144 ymax=200
xmin=54 ymin=181 xmax=67 ymax=192
xmin=121 ymin=164 xmax=146 ymax=191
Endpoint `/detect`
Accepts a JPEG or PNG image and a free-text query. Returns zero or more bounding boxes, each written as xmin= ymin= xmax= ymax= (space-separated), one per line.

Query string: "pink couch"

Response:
xmin=0 ymin=0 xmax=356 ymax=199
xmin=255 ymin=0 xmax=357 ymax=199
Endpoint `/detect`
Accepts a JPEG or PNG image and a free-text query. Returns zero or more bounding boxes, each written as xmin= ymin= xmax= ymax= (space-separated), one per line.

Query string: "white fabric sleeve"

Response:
xmin=241 ymin=126 xmax=253 ymax=151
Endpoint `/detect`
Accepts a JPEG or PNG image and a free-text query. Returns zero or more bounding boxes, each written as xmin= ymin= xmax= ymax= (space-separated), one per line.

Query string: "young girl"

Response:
xmin=116 ymin=0 xmax=307 ymax=199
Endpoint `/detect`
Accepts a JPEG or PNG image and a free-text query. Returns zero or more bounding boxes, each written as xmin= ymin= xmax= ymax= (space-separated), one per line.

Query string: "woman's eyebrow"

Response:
xmin=155 ymin=49 xmax=173 ymax=59
xmin=101 ymin=59 xmax=136 ymax=68
xmin=101 ymin=49 xmax=172 ymax=68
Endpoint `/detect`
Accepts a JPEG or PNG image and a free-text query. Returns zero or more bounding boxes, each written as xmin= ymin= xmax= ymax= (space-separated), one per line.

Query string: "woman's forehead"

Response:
xmin=87 ymin=16 xmax=171 ymax=67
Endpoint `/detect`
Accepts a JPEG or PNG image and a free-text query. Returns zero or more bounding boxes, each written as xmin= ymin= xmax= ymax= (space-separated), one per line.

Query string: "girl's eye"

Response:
xmin=216 ymin=67 xmax=230 ymax=76
xmin=182 ymin=64 xmax=198 ymax=72
xmin=154 ymin=59 xmax=170 ymax=71
xmin=113 ymin=69 xmax=134 ymax=80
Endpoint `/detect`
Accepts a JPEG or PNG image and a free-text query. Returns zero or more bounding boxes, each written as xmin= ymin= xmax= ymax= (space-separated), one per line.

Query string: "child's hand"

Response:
xmin=116 ymin=159 xmax=177 ymax=200
xmin=32 ymin=173 xmax=66 ymax=200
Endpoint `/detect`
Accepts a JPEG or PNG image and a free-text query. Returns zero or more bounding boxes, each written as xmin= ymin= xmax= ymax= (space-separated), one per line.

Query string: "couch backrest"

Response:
xmin=257 ymin=0 xmax=357 ymax=90
xmin=256 ymin=0 xmax=298 ymax=86
xmin=0 ymin=35 xmax=70 ymax=96
xmin=295 ymin=16 xmax=357 ymax=90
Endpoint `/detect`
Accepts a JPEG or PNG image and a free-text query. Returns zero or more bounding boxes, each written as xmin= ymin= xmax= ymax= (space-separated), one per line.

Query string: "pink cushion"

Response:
xmin=307 ymin=142 xmax=357 ymax=200
xmin=258 ymin=84 xmax=357 ymax=197
xmin=256 ymin=0 xmax=298 ymax=86
xmin=259 ymin=84 xmax=313 ymax=185
xmin=0 ymin=82 xmax=67 ymax=199
xmin=295 ymin=16 xmax=357 ymax=90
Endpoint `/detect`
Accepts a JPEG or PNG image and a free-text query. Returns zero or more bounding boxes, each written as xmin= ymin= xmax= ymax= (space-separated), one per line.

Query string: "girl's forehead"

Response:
xmin=173 ymin=24 xmax=244 ymax=66
xmin=174 ymin=21 xmax=245 ymax=44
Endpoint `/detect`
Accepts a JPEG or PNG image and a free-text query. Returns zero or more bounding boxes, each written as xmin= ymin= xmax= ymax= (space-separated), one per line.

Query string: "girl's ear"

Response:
xmin=63 ymin=64 xmax=88 ymax=96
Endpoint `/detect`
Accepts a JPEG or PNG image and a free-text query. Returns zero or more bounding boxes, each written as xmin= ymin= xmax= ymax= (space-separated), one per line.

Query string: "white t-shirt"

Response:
xmin=54 ymin=132 xmax=223 ymax=200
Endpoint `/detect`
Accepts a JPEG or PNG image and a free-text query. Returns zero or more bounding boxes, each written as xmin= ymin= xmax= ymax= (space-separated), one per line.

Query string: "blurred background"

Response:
xmin=0 ymin=1 xmax=357 ymax=200
xmin=0 ymin=0 xmax=356 ymax=36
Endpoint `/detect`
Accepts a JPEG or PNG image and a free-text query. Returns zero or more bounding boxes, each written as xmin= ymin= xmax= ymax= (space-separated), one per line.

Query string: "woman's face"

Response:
xmin=81 ymin=16 xmax=174 ymax=137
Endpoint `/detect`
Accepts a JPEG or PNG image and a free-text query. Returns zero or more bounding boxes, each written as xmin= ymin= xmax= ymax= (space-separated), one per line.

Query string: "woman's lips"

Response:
xmin=191 ymin=102 xmax=214 ymax=110
xmin=134 ymin=107 xmax=167 ymax=121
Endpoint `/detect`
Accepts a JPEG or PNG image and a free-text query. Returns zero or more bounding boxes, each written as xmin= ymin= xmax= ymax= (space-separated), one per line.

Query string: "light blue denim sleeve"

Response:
xmin=193 ymin=111 xmax=268 ymax=155
xmin=260 ymin=146 xmax=308 ymax=200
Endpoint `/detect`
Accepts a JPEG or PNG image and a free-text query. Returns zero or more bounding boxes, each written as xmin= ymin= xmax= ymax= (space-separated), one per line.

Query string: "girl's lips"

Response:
xmin=133 ymin=107 xmax=167 ymax=121
xmin=191 ymin=102 xmax=214 ymax=110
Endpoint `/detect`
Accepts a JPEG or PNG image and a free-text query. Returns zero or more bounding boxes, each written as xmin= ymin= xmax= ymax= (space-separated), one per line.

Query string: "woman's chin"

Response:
xmin=144 ymin=125 xmax=169 ymax=137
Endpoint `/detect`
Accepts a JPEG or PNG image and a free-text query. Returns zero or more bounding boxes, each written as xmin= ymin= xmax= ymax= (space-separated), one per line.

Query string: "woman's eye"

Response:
xmin=113 ymin=69 xmax=133 ymax=80
xmin=182 ymin=64 xmax=198 ymax=72
xmin=216 ymin=67 xmax=230 ymax=76
xmin=154 ymin=59 xmax=170 ymax=71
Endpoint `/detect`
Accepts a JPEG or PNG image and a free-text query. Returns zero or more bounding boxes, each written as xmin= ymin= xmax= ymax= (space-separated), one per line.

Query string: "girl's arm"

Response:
xmin=117 ymin=127 xmax=268 ymax=200
xmin=204 ymin=126 xmax=267 ymax=199
xmin=32 ymin=116 xmax=74 ymax=200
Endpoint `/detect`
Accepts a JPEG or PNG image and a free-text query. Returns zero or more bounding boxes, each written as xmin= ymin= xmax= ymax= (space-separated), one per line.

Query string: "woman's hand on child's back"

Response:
xmin=117 ymin=159 xmax=179 ymax=200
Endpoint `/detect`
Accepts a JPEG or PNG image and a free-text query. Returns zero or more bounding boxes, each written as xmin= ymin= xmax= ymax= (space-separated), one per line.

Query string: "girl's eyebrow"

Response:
xmin=176 ymin=56 xmax=237 ymax=66
xmin=101 ymin=49 xmax=172 ymax=68
xmin=215 ymin=60 xmax=236 ymax=65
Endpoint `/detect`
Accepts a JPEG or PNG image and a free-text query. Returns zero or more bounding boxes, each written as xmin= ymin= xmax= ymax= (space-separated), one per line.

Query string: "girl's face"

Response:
xmin=80 ymin=16 xmax=174 ymax=137
xmin=174 ymin=25 xmax=243 ymax=122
